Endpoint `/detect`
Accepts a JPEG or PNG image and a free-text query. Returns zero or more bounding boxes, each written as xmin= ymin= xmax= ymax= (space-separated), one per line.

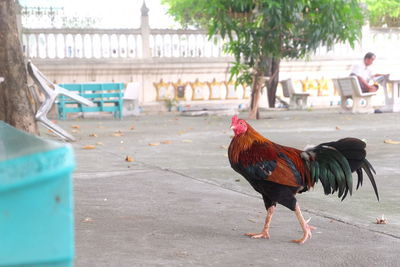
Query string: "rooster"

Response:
xmin=228 ymin=115 xmax=379 ymax=244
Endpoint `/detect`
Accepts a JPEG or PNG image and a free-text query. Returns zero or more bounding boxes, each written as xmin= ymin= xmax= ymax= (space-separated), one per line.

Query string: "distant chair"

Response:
xmin=27 ymin=61 xmax=94 ymax=141
xmin=332 ymin=76 xmax=377 ymax=113
xmin=280 ymin=79 xmax=309 ymax=109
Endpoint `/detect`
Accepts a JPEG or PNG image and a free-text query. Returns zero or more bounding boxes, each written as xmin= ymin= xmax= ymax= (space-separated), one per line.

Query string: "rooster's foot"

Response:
xmin=244 ymin=231 xmax=270 ymax=239
xmin=291 ymin=224 xmax=316 ymax=244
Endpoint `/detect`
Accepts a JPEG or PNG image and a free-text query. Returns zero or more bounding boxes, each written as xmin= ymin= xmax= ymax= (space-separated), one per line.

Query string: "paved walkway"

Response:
xmin=48 ymin=109 xmax=400 ymax=266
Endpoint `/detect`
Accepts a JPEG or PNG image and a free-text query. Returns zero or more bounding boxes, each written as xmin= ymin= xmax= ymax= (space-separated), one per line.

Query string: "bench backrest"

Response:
xmin=58 ymin=83 xmax=125 ymax=101
xmin=332 ymin=77 xmax=373 ymax=97
xmin=280 ymin=79 xmax=295 ymax=97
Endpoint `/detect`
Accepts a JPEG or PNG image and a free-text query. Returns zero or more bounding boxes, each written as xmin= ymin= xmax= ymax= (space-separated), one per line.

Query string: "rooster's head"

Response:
xmin=230 ymin=115 xmax=248 ymax=136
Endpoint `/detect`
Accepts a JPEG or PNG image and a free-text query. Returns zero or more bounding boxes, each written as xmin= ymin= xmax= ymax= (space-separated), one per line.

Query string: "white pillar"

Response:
xmin=140 ymin=1 xmax=151 ymax=58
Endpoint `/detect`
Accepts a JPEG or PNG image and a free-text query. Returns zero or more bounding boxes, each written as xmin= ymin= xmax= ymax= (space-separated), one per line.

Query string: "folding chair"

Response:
xmin=27 ymin=61 xmax=95 ymax=141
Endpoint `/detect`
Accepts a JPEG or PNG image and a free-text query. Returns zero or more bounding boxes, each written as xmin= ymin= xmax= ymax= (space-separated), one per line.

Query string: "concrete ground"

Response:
xmin=45 ymin=108 xmax=400 ymax=266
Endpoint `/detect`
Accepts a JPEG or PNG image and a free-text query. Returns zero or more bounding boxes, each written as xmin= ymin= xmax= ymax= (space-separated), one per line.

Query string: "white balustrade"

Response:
xmin=22 ymin=25 xmax=400 ymax=61
xmin=22 ymin=27 xmax=229 ymax=59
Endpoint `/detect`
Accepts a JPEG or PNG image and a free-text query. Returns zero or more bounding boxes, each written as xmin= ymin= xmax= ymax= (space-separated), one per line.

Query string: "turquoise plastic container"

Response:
xmin=0 ymin=122 xmax=75 ymax=266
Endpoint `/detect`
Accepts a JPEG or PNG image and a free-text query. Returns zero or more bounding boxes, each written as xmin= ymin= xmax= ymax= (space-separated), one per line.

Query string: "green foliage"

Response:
xmin=365 ymin=0 xmax=400 ymax=27
xmin=163 ymin=97 xmax=178 ymax=111
xmin=163 ymin=0 xmax=364 ymax=90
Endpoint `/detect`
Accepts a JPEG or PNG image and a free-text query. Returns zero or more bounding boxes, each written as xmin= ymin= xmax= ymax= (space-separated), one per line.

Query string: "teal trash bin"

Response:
xmin=0 ymin=122 xmax=75 ymax=266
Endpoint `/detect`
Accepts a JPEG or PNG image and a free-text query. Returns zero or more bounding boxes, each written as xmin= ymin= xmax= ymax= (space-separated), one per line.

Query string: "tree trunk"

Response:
xmin=248 ymin=57 xmax=281 ymax=119
xmin=0 ymin=0 xmax=38 ymax=134
xmin=265 ymin=58 xmax=280 ymax=108
xmin=248 ymin=72 xmax=264 ymax=120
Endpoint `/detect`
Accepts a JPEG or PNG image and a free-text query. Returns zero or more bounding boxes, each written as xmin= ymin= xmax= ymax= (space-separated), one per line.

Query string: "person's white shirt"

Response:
xmin=350 ymin=61 xmax=374 ymax=83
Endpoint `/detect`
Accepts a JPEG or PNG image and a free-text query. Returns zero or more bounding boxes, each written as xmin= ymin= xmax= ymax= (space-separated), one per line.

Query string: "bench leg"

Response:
xmin=352 ymin=96 xmax=374 ymax=113
xmin=340 ymin=96 xmax=352 ymax=112
xmin=290 ymin=96 xmax=308 ymax=110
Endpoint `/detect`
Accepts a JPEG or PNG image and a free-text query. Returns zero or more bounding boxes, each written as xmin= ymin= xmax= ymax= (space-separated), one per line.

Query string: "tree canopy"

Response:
xmin=162 ymin=0 xmax=364 ymax=118
xmin=365 ymin=0 xmax=400 ymax=27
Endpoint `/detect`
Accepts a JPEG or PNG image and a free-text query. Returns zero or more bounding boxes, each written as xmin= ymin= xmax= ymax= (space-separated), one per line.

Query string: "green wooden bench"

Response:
xmin=57 ymin=83 xmax=125 ymax=120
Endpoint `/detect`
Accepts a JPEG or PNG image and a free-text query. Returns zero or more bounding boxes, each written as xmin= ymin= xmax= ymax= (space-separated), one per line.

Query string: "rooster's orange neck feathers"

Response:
xmin=230 ymin=123 xmax=271 ymax=163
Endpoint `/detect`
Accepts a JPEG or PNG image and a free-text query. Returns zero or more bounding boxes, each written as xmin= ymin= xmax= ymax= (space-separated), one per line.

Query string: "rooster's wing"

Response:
xmin=231 ymin=141 xmax=306 ymax=188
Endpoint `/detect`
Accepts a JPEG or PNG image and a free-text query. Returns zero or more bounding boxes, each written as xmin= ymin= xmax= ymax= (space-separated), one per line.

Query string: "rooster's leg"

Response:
xmin=292 ymin=203 xmax=316 ymax=244
xmin=245 ymin=206 xmax=275 ymax=239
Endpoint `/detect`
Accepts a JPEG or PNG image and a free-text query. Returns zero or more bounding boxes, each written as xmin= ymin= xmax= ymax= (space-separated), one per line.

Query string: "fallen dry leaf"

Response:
xmin=161 ymin=140 xmax=172 ymax=144
xmin=130 ymin=125 xmax=136 ymax=130
xmin=82 ymin=217 xmax=94 ymax=223
xmin=82 ymin=145 xmax=96 ymax=150
xmin=148 ymin=142 xmax=160 ymax=146
xmin=376 ymin=214 xmax=388 ymax=224
xmin=182 ymin=139 xmax=193 ymax=143
xmin=125 ymin=156 xmax=135 ymax=162
xmin=96 ymin=142 xmax=104 ymax=146
xmin=113 ymin=131 xmax=124 ymax=137
xmin=71 ymin=125 xmax=80 ymax=129
xmin=178 ymin=131 xmax=186 ymax=135
xmin=384 ymin=139 xmax=400 ymax=145
xmin=89 ymin=133 xmax=98 ymax=137
xmin=335 ymin=126 xmax=341 ymax=130
xmin=72 ymin=129 xmax=79 ymax=133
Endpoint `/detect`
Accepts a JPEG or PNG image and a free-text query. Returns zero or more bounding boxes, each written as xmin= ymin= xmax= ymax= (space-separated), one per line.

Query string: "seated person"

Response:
xmin=350 ymin=52 xmax=389 ymax=93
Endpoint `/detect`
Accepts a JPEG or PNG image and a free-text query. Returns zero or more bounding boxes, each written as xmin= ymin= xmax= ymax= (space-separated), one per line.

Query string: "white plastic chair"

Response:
xmin=27 ymin=61 xmax=95 ymax=141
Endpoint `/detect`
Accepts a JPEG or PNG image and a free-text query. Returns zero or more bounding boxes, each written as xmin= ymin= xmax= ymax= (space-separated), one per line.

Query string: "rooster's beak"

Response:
xmin=230 ymin=125 xmax=235 ymax=130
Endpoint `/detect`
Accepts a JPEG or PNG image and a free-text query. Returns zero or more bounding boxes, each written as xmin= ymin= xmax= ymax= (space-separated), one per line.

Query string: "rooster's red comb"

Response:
xmin=231 ymin=115 xmax=239 ymax=124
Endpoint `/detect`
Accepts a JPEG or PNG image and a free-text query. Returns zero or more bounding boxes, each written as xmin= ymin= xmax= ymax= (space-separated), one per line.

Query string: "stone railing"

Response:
xmin=149 ymin=29 xmax=227 ymax=58
xmin=21 ymin=28 xmax=228 ymax=59
xmin=368 ymin=27 xmax=400 ymax=59
xmin=22 ymin=26 xmax=400 ymax=61
xmin=312 ymin=27 xmax=400 ymax=60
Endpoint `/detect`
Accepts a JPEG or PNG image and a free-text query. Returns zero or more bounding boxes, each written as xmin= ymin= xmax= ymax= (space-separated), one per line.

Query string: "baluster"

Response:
xmin=117 ymin=34 xmax=121 ymax=58
xmin=170 ymin=34 xmax=173 ymax=57
xmin=43 ymin=34 xmax=46 ymax=59
xmin=121 ymin=34 xmax=126 ymax=58
xmin=162 ymin=34 xmax=166 ymax=57
xmin=46 ymin=34 xmax=50 ymax=59
xmin=62 ymin=33 xmax=72 ymax=58
xmin=82 ymin=35 xmax=87 ymax=58
xmin=36 ymin=34 xmax=40 ymax=58
xmin=201 ymin=35 xmax=206 ymax=57
xmin=73 ymin=35 xmax=77 ymax=58
xmin=133 ymin=35 xmax=137 ymax=57
xmin=91 ymin=34 xmax=94 ymax=58
xmin=54 ymin=34 xmax=59 ymax=58
xmin=99 ymin=34 xmax=103 ymax=58
xmin=108 ymin=34 xmax=112 ymax=58
xmin=25 ymin=34 xmax=30 ymax=58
